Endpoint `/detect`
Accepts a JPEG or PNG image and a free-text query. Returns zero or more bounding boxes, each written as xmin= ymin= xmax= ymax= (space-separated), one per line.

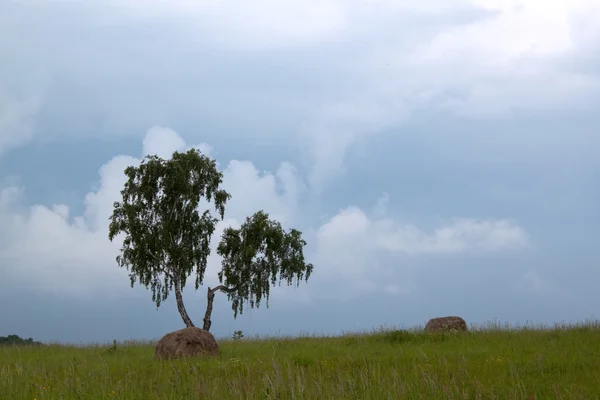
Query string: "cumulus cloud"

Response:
xmin=318 ymin=197 xmax=528 ymax=257
xmin=309 ymin=191 xmax=529 ymax=299
xmin=221 ymin=160 xmax=306 ymax=225
xmin=0 ymin=127 xmax=529 ymax=301
xmin=313 ymin=201 xmax=528 ymax=298
xmin=376 ymin=217 xmax=529 ymax=255
xmin=141 ymin=126 xmax=213 ymax=159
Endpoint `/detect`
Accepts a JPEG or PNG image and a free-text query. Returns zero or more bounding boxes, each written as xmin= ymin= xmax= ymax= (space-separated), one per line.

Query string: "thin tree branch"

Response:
xmin=147 ymin=251 xmax=174 ymax=280
xmin=159 ymin=267 xmax=174 ymax=280
xmin=208 ymin=285 xmax=238 ymax=295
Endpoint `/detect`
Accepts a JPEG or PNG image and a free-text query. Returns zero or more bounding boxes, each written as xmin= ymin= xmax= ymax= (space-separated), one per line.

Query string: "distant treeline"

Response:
xmin=0 ymin=334 xmax=43 ymax=347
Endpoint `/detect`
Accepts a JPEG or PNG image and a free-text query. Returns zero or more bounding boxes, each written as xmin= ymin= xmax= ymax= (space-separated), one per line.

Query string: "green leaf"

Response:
xmin=216 ymin=210 xmax=314 ymax=318
xmin=108 ymin=148 xmax=231 ymax=308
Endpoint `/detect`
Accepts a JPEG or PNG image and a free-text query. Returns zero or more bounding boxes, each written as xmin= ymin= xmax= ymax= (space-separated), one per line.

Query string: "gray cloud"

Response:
xmin=3 ymin=0 xmax=599 ymax=177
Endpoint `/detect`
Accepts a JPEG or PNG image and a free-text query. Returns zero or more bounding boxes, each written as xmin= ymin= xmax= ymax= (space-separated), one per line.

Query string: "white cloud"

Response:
xmin=83 ymin=154 xmax=140 ymax=232
xmin=317 ymin=206 xmax=528 ymax=259
xmin=401 ymin=0 xmax=600 ymax=116
xmin=142 ymin=125 xmax=214 ymax=158
xmin=142 ymin=126 xmax=187 ymax=159
xmin=417 ymin=1 xmax=574 ymax=61
xmin=221 ymin=160 xmax=306 ymax=225
xmin=376 ymin=218 xmax=529 ymax=255
xmin=0 ymin=126 xmax=529 ymax=301
xmin=311 ymin=200 xmax=528 ymax=299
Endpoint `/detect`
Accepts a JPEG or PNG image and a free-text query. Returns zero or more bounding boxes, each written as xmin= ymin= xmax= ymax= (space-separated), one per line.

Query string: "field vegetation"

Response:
xmin=1 ymin=320 xmax=599 ymax=399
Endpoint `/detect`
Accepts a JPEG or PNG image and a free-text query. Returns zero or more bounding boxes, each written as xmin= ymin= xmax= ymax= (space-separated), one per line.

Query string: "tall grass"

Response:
xmin=1 ymin=320 xmax=599 ymax=399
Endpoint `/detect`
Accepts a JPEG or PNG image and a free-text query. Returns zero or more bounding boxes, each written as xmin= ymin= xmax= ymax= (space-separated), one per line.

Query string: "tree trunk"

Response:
xmin=174 ymin=279 xmax=195 ymax=328
xmin=203 ymin=285 xmax=237 ymax=332
xmin=202 ymin=287 xmax=217 ymax=332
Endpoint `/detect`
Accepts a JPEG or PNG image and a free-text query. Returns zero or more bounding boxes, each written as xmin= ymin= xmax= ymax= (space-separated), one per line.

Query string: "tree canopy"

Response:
xmin=216 ymin=210 xmax=312 ymax=318
xmin=0 ymin=334 xmax=43 ymax=347
xmin=109 ymin=148 xmax=313 ymax=331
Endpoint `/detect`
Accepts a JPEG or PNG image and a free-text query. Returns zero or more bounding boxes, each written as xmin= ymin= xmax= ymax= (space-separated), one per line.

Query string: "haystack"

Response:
xmin=424 ymin=316 xmax=468 ymax=333
xmin=155 ymin=327 xmax=219 ymax=360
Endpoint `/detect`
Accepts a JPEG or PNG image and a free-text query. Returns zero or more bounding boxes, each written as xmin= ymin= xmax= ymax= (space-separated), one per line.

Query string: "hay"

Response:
xmin=424 ymin=316 xmax=468 ymax=333
xmin=155 ymin=327 xmax=219 ymax=360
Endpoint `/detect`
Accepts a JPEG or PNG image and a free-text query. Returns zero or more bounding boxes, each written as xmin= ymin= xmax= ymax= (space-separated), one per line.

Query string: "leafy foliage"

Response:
xmin=232 ymin=330 xmax=244 ymax=340
xmin=0 ymin=334 xmax=43 ymax=347
xmin=108 ymin=148 xmax=314 ymax=329
xmin=108 ymin=149 xmax=231 ymax=308
xmin=216 ymin=210 xmax=313 ymax=318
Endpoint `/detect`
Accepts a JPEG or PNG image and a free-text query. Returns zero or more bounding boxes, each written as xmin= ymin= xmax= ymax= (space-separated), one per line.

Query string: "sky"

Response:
xmin=1 ymin=0 xmax=599 ymax=344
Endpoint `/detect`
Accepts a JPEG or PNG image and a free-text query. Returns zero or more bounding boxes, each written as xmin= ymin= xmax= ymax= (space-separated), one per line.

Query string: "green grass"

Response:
xmin=1 ymin=320 xmax=599 ymax=399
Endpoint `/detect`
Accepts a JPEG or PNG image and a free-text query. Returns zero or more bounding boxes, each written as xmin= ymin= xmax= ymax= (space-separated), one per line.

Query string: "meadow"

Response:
xmin=1 ymin=320 xmax=599 ymax=400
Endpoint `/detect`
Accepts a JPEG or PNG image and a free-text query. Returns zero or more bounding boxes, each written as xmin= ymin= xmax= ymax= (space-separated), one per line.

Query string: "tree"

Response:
xmin=108 ymin=149 xmax=313 ymax=331
xmin=207 ymin=210 xmax=313 ymax=331
xmin=0 ymin=334 xmax=43 ymax=347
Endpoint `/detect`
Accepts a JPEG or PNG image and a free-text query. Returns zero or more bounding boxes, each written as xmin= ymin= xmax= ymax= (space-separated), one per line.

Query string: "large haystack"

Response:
xmin=155 ymin=327 xmax=219 ymax=360
xmin=424 ymin=316 xmax=468 ymax=333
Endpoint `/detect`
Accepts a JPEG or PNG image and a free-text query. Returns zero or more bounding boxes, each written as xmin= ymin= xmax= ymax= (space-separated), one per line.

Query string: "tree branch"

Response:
xmin=203 ymin=285 xmax=238 ymax=331
xmin=208 ymin=285 xmax=238 ymax=295
xmin=148 ymin=251 xmax=174 ymax=280
xmin=159 ymin=267 xmax=174 ymax=280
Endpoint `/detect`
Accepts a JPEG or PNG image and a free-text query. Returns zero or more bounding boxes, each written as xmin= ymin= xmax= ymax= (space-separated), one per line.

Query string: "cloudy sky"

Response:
xmin=1 ymin=0 xmax=599 ymax=344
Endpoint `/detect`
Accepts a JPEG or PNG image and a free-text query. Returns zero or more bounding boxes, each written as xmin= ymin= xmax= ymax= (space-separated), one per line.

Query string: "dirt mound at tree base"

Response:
xmin=425 ymin=316 xmax=468 ymax=333
xmin=155 ymin=327 xmax=219 ymax=360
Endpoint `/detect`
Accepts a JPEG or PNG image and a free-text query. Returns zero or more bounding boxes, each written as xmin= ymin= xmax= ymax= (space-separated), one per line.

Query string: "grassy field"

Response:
xmin=1 ymin=321 xmax=599 ymax=400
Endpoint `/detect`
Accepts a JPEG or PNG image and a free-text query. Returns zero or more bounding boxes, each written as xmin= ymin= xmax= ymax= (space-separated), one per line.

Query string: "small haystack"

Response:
xmin=424 ymin=316 xmax=468 ymax=333
xmin=155 ymin=327 xmax=219 ymax=360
